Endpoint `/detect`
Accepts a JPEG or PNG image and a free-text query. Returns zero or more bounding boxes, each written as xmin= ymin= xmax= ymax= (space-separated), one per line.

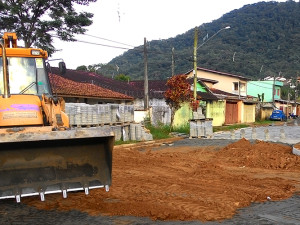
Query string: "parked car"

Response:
xmin=270 ymin=110 xmax=287 ymax=121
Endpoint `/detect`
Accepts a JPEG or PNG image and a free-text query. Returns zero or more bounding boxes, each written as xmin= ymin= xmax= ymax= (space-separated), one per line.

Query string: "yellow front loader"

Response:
xmin=0 ymin=33 xmax=114 ymax=202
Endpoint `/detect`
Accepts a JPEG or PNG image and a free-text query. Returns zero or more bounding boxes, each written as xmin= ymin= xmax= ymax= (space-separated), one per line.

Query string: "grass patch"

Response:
xmin=172 ymin=123 xmax=190 ymax=134
xmin=145 ymin=123 xmax=190 ymax=140
xmin=213 ymin=124 xmax=249 ymax=132
xmin=253 ymin=120 xmax=277 ymax=126
xmin=146 ymin=123 xmax=171 ymax=140
xmin=212 ymin=120 xmax=284 ymax=133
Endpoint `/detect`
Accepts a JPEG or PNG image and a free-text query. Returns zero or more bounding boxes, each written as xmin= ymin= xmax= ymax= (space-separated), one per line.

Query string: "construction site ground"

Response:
xmin=2 ymin=123 xmax=300 ymax=224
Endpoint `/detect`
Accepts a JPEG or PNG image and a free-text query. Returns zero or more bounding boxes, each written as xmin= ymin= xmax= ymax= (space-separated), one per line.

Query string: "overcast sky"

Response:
xmin=49 ymin=0 xmax=287 ymax=70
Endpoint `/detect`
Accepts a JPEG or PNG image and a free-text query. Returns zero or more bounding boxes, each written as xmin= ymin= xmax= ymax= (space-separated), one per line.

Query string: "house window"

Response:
xmin=233 ymin=82 xmax=239 ymax=91
xmin=240 ymin=83 xmax=245 ymax=91
xmin=233 ymin=82 xmax=245 ymax=92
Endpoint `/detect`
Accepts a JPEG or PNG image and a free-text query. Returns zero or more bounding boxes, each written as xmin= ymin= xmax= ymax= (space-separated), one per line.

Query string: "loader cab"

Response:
xmin=0 ymin=56 xmax=52 ymax=96
xmin=0 ymin=33 xmax=54 ymax=127
xmin=0 ymin=32 xmax=52 ymax=97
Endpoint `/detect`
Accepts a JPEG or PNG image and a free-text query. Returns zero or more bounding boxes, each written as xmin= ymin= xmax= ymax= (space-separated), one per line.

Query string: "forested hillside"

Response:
xmin=99 ymin=1 xmax=300 ymax=81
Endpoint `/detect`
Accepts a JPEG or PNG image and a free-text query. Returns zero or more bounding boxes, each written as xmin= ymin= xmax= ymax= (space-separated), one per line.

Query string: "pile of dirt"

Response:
xmin=24 ymin=139 xmax=300 ymax=222
xmin=216 ymin=138 xmax=300 ymax=170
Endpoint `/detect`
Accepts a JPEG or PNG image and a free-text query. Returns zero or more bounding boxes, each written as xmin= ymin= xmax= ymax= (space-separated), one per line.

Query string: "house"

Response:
xmin=49 ymin=73 xmax=134 ymax=104
xmin=247 ymin=80 xmax=286 ymax=119
xmin=48 ymin=71 xmax=154 ymax=141
xmin=209 ymin=88 xmax=256 ymax=126
xmin=247 ymin=80 xmax=283 ymax=103
xmin=49 ymin=68 xmax=134 ymax=104
xmin=49 ymin=68 xmax=171 ymax=125
xmin=185 ymin=67 xmax=250 ymax=97
xmin=126 ymin=80 xmax=171 ymax=125
xmin=185 ymin=68 xmax=255 ymax=126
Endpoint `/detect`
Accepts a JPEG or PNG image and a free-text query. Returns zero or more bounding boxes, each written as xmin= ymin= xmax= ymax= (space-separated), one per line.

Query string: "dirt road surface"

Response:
xmin=1 ymin=137 xmax=300 ymax=224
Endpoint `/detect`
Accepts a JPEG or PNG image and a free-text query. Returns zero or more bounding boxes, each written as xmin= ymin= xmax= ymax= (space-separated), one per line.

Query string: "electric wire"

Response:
xmin=50 ymin=33 xmax=184 ymax=57
xmin=84 ymin=34 xmax=135 ymax=48
xmin=51 ymin=34 xmax=132 ymax=50
xmin=51 ymin=33 xmax=271 ymax=81
xmin=73 ymin=39 xmax=132 ymax=50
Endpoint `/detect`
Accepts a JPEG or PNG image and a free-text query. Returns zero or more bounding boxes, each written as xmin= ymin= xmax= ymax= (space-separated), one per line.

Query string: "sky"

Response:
xmin=49 ymin=0 xmax=288 ymax=70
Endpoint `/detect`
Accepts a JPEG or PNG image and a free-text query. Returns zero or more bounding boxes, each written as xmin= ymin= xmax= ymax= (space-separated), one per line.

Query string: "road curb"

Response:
xmin=292 ymin=145 xmax=300 ymax=156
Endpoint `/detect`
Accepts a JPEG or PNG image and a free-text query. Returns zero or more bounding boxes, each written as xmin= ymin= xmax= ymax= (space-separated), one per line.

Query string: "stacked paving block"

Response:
xmin=129 ymin=123 xmax=153 ymax=141
xmin=65 ymin=103 xmax=135 ymax=127
xmin=96 ymin=104 xmax=111 ymax=124
xmin=65 ymin=103 xmax=152 ymax=141
xmin=189 ymin=119 xmax=213 ymax=138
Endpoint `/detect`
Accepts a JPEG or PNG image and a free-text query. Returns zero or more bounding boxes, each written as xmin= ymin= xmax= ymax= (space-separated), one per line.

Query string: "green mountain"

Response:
xmin=102 ymin=1 xmax=300 ymax=81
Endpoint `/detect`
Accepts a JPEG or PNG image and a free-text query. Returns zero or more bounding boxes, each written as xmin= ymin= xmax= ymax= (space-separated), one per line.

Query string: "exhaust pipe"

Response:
xmin=0 ymin=41 xmax=10 ymax=98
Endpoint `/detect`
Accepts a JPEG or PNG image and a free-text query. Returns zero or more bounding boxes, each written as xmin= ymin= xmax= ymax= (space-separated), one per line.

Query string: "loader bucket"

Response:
xmin=0 ymin=127 xmax=114 ymax=202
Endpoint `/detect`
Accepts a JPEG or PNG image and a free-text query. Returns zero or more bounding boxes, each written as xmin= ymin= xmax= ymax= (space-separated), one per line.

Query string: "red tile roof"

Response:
xmin=49 ymin=74 xmax=133 ymax=100
xmin=128 ymin=80 xmax=168 ymax=98
xmin=50 ymin=68 xmax=167 ymax=99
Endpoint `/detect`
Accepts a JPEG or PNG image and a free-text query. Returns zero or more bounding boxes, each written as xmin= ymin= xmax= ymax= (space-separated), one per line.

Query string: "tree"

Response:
xmin=0 ymin=0 xmax=96 ymax=55
xmin=114 ymin=74 xmax=131 ymax=82
xmin=109 ymin=1 xmax=300 ymax=81
xmin=164 ymin=75 xmax=193 ymax=126
xmin=76 ymin=65 xmax=88 ymax=71
xmin=87 ymin=64 xmax=101 ymax=73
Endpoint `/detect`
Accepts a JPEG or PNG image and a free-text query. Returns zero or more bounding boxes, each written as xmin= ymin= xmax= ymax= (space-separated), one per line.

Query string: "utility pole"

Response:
xmin=171 ymin=47 xmax=175 ymax=76
xmin=238 ymin=81 xmax=241 ymax=99
xmin=144 ymin=37 xmax=149 ymax=110
xmin=193 ymin=27 xmax=198 ymax=101
xmin=295 ymin=79 xmax=298 ymax=103
xmin=272 ymin=75 xmax=275 ymax=107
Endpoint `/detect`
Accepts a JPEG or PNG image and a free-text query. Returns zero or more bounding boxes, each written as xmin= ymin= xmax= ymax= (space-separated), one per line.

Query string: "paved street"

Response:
xmin=1 ymin=194 xmax=300 ymax=225
xmin=213 ymin=120 xmax=300 ymax=145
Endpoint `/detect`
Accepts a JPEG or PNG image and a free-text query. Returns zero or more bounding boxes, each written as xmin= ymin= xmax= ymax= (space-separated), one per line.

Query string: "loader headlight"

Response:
xmin=31 ymin=50 xmax=41 ymax=56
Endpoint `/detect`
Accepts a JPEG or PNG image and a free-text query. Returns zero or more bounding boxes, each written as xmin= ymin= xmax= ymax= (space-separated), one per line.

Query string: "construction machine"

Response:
xmin=0 ymin=32 xmax=114 ymax=202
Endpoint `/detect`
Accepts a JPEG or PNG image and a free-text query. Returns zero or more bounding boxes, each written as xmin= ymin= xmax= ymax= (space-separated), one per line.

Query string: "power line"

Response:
xmin=84 ymin=34 xmax=135 ymax=48
xmin=51 ymin=33 xmax=193 ymax=63
xmin=51 ymin=34 xmax=132 ymax=50
xmin=248 ymin=82 xmax=274 ymax=89
xmin=74 ymin=39 xmax=132 ymax=50
xmin=52 ymin=33 xmax=184 ymax=57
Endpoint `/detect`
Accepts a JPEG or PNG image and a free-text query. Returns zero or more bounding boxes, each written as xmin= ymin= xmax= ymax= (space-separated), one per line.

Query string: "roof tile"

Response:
xmin=49 ymin=73 xmax=133 ymax=100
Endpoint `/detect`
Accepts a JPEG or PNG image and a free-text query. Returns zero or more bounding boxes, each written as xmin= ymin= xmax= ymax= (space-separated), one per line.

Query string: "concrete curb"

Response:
xmin=292 ymin=146 xmax=300 ymax=156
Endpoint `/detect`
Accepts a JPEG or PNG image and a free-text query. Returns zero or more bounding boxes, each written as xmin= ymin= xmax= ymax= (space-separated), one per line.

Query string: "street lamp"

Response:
xmin=197 ymin=26 xmax=231 ymax=50
xmin=193 ymin=26 xmax=231 ymax=100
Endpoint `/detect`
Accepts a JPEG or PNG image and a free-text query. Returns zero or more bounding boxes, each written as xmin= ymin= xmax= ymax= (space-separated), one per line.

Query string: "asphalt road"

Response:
xmin=1 ymin=192 xmax=300 ymax=225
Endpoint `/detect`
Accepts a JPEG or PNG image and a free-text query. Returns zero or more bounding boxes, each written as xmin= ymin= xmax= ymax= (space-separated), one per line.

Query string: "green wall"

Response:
xmin=206 ymin=100 xmax=225 ymax=126
xmin=247 ymin=81 xmax=283 ymax=102
xmin=196 ymin=82 xmax=207 ymax=92
xmin=173 ymin=102 xmax=193 ymax=128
